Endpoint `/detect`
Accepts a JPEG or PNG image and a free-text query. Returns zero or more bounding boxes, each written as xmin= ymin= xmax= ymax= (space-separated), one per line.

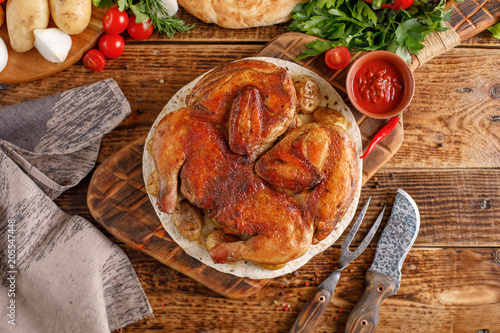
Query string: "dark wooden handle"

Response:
xmin=289 ymin=271 xmax=340 ymax=333
xmin=344 ymin=270 xmax=397 ymax=333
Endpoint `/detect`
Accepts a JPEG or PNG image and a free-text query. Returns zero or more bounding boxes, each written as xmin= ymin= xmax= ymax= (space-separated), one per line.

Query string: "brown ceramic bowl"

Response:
xmin=346 ymin=50 xmax=415 ymax=119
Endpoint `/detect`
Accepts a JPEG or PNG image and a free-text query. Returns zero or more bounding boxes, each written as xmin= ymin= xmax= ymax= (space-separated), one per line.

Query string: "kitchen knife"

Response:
xmin=345 ymin=188 xmax=420 ymax=333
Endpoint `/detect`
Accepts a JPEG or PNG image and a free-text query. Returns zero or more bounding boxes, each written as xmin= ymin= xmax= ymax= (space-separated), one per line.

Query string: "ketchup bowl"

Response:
xmin=346 ymin=50 xmax=415 ymax=119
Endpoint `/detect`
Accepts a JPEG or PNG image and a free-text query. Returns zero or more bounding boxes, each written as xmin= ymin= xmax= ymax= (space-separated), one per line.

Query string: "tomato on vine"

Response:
xmin=102 ymin=7 xmax=129 ymax=34
xmin=127 ymin=15 xmax=154 ymax=40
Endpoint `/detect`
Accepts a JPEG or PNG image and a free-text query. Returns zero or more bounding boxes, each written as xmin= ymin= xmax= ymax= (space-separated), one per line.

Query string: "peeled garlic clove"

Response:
xmin=0 ymin=37 xmax=8 ymax=73
xmin=34 ymin=28 xmax=72 ymax=64
xmin=160 ymin=0 xmax=178 ymax=17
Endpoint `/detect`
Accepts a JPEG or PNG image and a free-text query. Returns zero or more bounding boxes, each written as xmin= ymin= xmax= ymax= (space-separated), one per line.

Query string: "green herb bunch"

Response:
xmin=288 ymin=0 xmax=452 ymax=62
xmin=487 ymin=21 xmax=500 ymax=39
xmin=93 ymin=0 xmax=194 ymax=37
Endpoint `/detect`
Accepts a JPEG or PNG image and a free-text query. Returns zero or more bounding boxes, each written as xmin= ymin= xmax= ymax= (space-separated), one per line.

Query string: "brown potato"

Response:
xmin=50 ymin=0 xmax=91 ymax=35
xmin=294 ymin=75 xmax=321 ymax=114
xmin=312 ymin=107 xmax=348 ymax=130
xmin=146 ymin=139 xmax=154 ymax=154
xmin=289 ymin=113 xmax=303 ymax=130
xmin=205 ymin=230 xmax=239 ymax=250
xmin=147 ymin=170 xmax=159 ymax=197
xmin=257 ymin=263 xmax=287 ymax=270
xmin=7 ymin=0 xmax=50 ymax=52
xmin=173 ymin=199 xmax=204 ymax=241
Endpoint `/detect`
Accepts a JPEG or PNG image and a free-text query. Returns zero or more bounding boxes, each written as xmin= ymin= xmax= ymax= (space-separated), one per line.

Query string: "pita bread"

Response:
xmin=178 ymin=0 xmax=308 ymax=29
xmin=143 ymin=57 xmax=363 ymax=279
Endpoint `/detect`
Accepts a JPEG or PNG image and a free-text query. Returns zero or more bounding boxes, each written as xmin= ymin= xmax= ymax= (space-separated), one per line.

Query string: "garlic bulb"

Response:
xmin=0 ymin=37 xmax=8 ymax=73
xmin=160 ymin=0 xmax=178 ymax=17
xmin=34 ymin=28 xmax=72 ymax=64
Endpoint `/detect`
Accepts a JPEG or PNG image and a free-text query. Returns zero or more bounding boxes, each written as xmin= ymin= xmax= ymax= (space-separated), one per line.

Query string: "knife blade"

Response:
xmin=345 ymin=188 xmax=420 ymax=333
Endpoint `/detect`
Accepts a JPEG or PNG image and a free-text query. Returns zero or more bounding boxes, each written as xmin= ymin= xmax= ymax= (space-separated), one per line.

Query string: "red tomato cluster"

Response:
xmin=83 ymin=7 xmax=154 ymax=72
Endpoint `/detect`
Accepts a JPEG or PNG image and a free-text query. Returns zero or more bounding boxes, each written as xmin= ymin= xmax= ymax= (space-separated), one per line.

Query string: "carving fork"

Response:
xmin=289 ymin=198 xmax=385 ymax=333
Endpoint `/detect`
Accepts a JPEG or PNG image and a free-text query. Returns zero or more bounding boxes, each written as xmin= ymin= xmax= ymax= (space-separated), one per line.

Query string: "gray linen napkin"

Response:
xmin=0 ymin=79 xmax=153 ymax=332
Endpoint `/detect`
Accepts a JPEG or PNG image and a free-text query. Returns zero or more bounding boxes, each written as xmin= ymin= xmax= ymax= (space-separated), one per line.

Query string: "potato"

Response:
xmin=312 ymin=107 xmax=348 ymax=130
xmin=0 ymin=6 xmax=5 ymax=28
xmin=173 ymin=200 xmax=204 ymax=241
xmin=257 ymin=263 xmax=287 ymax=270
xmin=205 ymin=230 xmax=239 ymax=251
xmin=147 ymin=170 xmax=160 ymax=197
xmin=293 ymin=75 xmax=322 ymax=114
xmin=6 ymin=0 xmax=50 ymax=52
xmin=50 ymin=0 xmax=91 ymax=35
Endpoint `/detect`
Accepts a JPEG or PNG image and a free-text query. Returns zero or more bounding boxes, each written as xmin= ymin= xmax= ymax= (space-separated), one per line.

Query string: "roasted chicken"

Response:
xmin=152 ymin=59 xmax=359 ymax=266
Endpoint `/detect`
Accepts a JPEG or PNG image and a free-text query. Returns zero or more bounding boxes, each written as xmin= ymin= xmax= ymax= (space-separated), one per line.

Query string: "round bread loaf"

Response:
xmin=178 ymin=0 xmax=308 ymax=29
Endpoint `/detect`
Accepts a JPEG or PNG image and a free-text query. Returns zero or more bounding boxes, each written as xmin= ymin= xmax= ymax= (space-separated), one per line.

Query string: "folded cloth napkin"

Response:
xmin=0 ymin=79 xmax=153 ymax=332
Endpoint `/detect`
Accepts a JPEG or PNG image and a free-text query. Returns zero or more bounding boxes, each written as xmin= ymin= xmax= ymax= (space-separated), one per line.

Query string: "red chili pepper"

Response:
xmin=363 ymin=0 xmax=414 ymax=10
xmin=360 ymin=115 xmax=401 ymax=159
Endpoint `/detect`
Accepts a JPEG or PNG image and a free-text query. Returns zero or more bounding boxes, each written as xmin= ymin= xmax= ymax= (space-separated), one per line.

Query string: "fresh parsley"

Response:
xmin=93 ymin=0 xmax=194 ymax=38
xmin=487 ymin=21 xmax=500 ymax=39
xmin=288 ymin=0 xmax=452 ymax=63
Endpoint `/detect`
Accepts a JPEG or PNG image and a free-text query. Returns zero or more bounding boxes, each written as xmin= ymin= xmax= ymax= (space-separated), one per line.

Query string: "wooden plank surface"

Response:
xmin=2 ymin=0 xmax=499 ymax=330
xmin=117 ymin=246 xmax=500 ymax=332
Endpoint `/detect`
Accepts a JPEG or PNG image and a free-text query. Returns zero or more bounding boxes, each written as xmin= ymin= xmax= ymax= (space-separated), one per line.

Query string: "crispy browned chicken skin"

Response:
xmin=152 ymin=59 xmax=358 ymax=265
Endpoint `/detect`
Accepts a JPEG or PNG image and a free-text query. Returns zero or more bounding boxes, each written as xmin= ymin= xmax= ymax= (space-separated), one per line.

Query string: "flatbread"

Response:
xmin=178 ymin=0 xmax=308 ymax=29
xmin=143 ymin=57 xmax=362 ymax=279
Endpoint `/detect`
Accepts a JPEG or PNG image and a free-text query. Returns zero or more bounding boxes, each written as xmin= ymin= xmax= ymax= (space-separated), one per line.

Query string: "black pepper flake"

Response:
xmin=438 ymin=143 xmax=444 ymax=147
xmin=0 ymin=84 xmax=7 ymax=90
xmin=137 ymin=109 xmax=145 ymax=115
xmin=279 ymin=292 xmax=284 ymax=297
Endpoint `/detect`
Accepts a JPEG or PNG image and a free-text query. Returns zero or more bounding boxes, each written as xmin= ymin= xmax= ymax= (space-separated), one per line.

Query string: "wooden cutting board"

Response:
xmin=0 ymin=6 xmax=106 ymax=84
xmin=87 ymin=0 xmax=500 ymax=299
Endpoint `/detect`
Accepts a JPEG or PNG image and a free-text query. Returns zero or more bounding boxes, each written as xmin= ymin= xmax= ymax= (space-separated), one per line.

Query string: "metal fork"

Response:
xmin=289 ymin=198 xmax=385 ymax=333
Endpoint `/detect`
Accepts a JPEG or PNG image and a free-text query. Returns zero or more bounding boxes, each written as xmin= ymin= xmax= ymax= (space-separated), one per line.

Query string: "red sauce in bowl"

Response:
xmin=351 ymin=59 xmax=405 ymax=114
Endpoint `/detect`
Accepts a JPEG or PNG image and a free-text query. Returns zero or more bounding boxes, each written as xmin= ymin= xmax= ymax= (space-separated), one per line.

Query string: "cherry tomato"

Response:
xmin=102 ymin=7 xmax=129 ymax=34
xmin=127 ymin=15 xmax=154 ymax=40
xmin=83 ymin=49 xmax=106 ymax=72
xmin=98 ymin=33 xmax=125 ymax=59
xmin=325 ymin=46 xmax=351 ymax=70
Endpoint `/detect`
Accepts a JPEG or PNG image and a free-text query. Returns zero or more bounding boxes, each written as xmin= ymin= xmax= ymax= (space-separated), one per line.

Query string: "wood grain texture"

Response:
xmin=1 ymin=1 xmax=498 ymax=330
xmin=0 ymin=6 xmax=107 ymax=83
xmin=118 ymin=246 xmax=500 ymax=332
xmin=447 ymin=0 xmax=500 ymax=41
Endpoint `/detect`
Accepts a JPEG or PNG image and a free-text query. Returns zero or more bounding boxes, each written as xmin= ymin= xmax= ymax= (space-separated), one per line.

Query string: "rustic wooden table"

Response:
xmin=2 ymin=6 xmax=499 ymax=333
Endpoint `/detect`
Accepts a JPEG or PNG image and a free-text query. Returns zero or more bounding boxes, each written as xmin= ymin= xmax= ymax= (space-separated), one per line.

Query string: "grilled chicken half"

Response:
xmin=152 ymin=59 xmax=358 ymax=266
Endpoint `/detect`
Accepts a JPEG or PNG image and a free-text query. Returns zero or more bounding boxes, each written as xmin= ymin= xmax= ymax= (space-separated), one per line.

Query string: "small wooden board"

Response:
xmin=0 ymin=6 xmax=106 ymax=84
